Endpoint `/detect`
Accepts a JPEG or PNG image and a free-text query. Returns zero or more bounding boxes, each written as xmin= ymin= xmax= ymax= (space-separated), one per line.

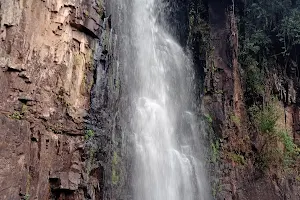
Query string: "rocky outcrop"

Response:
xmin=193 ymin=0 xmax=300 ymax=199
xmin=0 ymin=0 xmax=106 ymax=199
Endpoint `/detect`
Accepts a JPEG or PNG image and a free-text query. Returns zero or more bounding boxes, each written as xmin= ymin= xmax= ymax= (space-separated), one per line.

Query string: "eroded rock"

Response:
xmin=0 ymin=0 xmax=105 ymax=199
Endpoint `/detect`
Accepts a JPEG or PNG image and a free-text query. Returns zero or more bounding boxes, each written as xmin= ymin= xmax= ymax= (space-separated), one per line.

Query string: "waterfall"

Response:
xmin=110 ymin=0 xmax=210 ymax=199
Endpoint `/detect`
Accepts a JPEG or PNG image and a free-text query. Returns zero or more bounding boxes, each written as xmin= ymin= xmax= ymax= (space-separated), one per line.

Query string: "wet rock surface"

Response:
xmin=196 ymin=0 xmax=300 ymax=199
xmin=0 ymin=0 xmax=105 ymax=199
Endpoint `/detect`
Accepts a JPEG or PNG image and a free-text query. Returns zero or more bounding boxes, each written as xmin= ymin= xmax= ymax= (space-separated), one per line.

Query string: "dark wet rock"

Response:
xmin=18 ymin=96 xmax=34 ymax=103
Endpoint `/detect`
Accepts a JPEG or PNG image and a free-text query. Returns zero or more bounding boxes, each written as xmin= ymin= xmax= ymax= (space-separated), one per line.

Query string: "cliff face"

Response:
xmin=0 ymin=0 xmax=106 ymax=199
xmin=191 ymin=0 xmax=300 ymax=199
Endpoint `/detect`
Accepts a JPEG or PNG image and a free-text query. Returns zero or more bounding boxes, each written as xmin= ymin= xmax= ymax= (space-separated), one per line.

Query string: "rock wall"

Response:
xmin=192 ymin=0 xmax=300 ymax=199
xmin=0 ymin=0 xmax=106 ymax=199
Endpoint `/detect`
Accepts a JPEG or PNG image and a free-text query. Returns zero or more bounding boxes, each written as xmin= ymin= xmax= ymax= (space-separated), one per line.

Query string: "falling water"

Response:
xmin=110 ymin=0 xmax=210 ymax=199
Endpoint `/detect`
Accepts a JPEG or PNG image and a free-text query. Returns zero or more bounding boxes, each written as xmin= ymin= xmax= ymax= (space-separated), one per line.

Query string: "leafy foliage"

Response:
xmin=211 ymin=140 xmax=220 ymax=163
xmin=239 ymin=1 xmax=300 ymax=170
xmin=112 ymin=152 xmax=120 ymax=185
xmin=249 ymin=102 xmax=279 ymax=134
xmin=245 ymin=64 xmax=264 ymax=95
xmin=249 ymin=99 xmax=299 ymax=170
xmin=227 ymin=152 xmax=246 ymax=166
xmin=278 ymin=8 xmax=300 ymax=53
xmin=240 ymin=0 xmax=300 ymax=82
xmin=10 ymin=111 xmax=23 ymax=120
xmin=85 ymin=129 xmax=95 ymax=140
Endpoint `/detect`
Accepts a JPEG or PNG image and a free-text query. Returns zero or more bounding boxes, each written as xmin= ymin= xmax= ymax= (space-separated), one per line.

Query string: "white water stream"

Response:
xmin=112 ymin=0 xmax=210 ymax=199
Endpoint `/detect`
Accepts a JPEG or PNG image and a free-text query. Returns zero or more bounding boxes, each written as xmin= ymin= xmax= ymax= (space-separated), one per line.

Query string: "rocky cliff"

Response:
xmin=189 ymin=0 xmax=300 ymax=199
xmin=0 ymin=0 xmax=108 ymax=199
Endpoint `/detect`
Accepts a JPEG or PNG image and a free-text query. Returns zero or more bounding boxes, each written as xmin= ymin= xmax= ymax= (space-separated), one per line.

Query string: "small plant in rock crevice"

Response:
xmin=211 ymin=181 xmax=222 ymax=198
xmin=46 ymin=123 xmax=63 ymax=135
xmin=9 ymin=111 xmax=23 ymax=120
xmin=83 ymin=10 xmax=89 ymax=17
xmin=24 ymin=194 xmax=30 ymax=200
xmin=85 ymin=129 xmax=95 ymax=140
xmin=21 ymin=104 xmax=28 ymax=114
xmin=97 ymin=0 xmax=104 ymax=17
xmin=227 ymin=152 xmax=246 ymax=166
xmin=230 ymin=114 xmax=241 ymax=126
xmin=211 ymin=140 xmax=220 ymax=163
xmin=204 ymin=114 xmax=213 ymax=124
xmin=73 ymin=53 xmax=84 ymax=67
xmin=112 ymin=151 xmax=120 ymax=185
xmin=24 ymin=173 xmax=31 ymax=200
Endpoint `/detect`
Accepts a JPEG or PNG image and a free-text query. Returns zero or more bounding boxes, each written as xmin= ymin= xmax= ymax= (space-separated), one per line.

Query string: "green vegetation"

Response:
xmin=279 ymin=130 xmax=297 ymax=155
xmin=21 ymin=104 xmax=28 ymax=115
xmin=25 ymin=173 xmax=31 ymax=200
xmin=85 ymin=129 xmax=95 ymax=140
xmin=97 ymin=0 xmax=104 ymax=17
xmin=112 ymin=168 xmax=119 ymax=185
xmin=86 ymin=49 xmax=95 ymax=67
xmin=73 ymin=53 xmax=84 ymax=67
xmin=48 ymin=127 xmax=62 ymax=134
xmin=249 ymin=101 xmax=279 ymax=135
xmin=9 ymin=103 xmax=29 ymax=120
xmin=87 ymin=147 xmax=96 ymax=176
xmin=204 ymin=114 xmax=213 ymax=124
xmin=103 ymin=30 xmax=110 ymax=51
xmin=234 ymin=0 xmax=300 ymax=172
xmin=10 ymin=111 xmax=23 ymax=120
xmin=227 ymin=152 xmax=246 ymax=166
xmin=240 ymin=1 xmax=300 ymax=72
xmin=278 ymin=130 xmax=299 ymax=166
xmin=240 ymin=0 xmax=300 ymax=59
xmin=115 ymin=78 xmax=120 ymax=90
xmin=83 ymin=10 xmax=89 ymax=17
xmin=211 ymin=140 xmax=220 ymax=163
xmin=239 ymin=0 xmax=300 ymax=103
xmin=188 ymin=0 xmax=210 ymax=71
xmin=24 ymin=194 xmax=30 ymax=200
xmin=112 ymin=151 xmax=120 ymax=185
xmin=188 ymin=1 xmax=210 ymax=46
xmin=230 ymin=114 xmax=240 ymax=126
xmin=215 ymin=90 xmax=223 ymax=95
xmin=97 ymin=0 xmax=103 ymax=7
xmin=249 ymin=100 xmax=299 ymax=170
xmin=245 ymin=64 xmax=265 ymax=96
xmin=211 ymin=181 xmax=221 ymax=198
xmin=46 ymin=123 xmax=63 ymax=134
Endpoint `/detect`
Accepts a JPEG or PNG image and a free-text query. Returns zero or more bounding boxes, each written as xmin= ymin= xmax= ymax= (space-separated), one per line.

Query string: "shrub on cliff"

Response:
xmin=249 ymin=99 xmax=299 ymax=170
